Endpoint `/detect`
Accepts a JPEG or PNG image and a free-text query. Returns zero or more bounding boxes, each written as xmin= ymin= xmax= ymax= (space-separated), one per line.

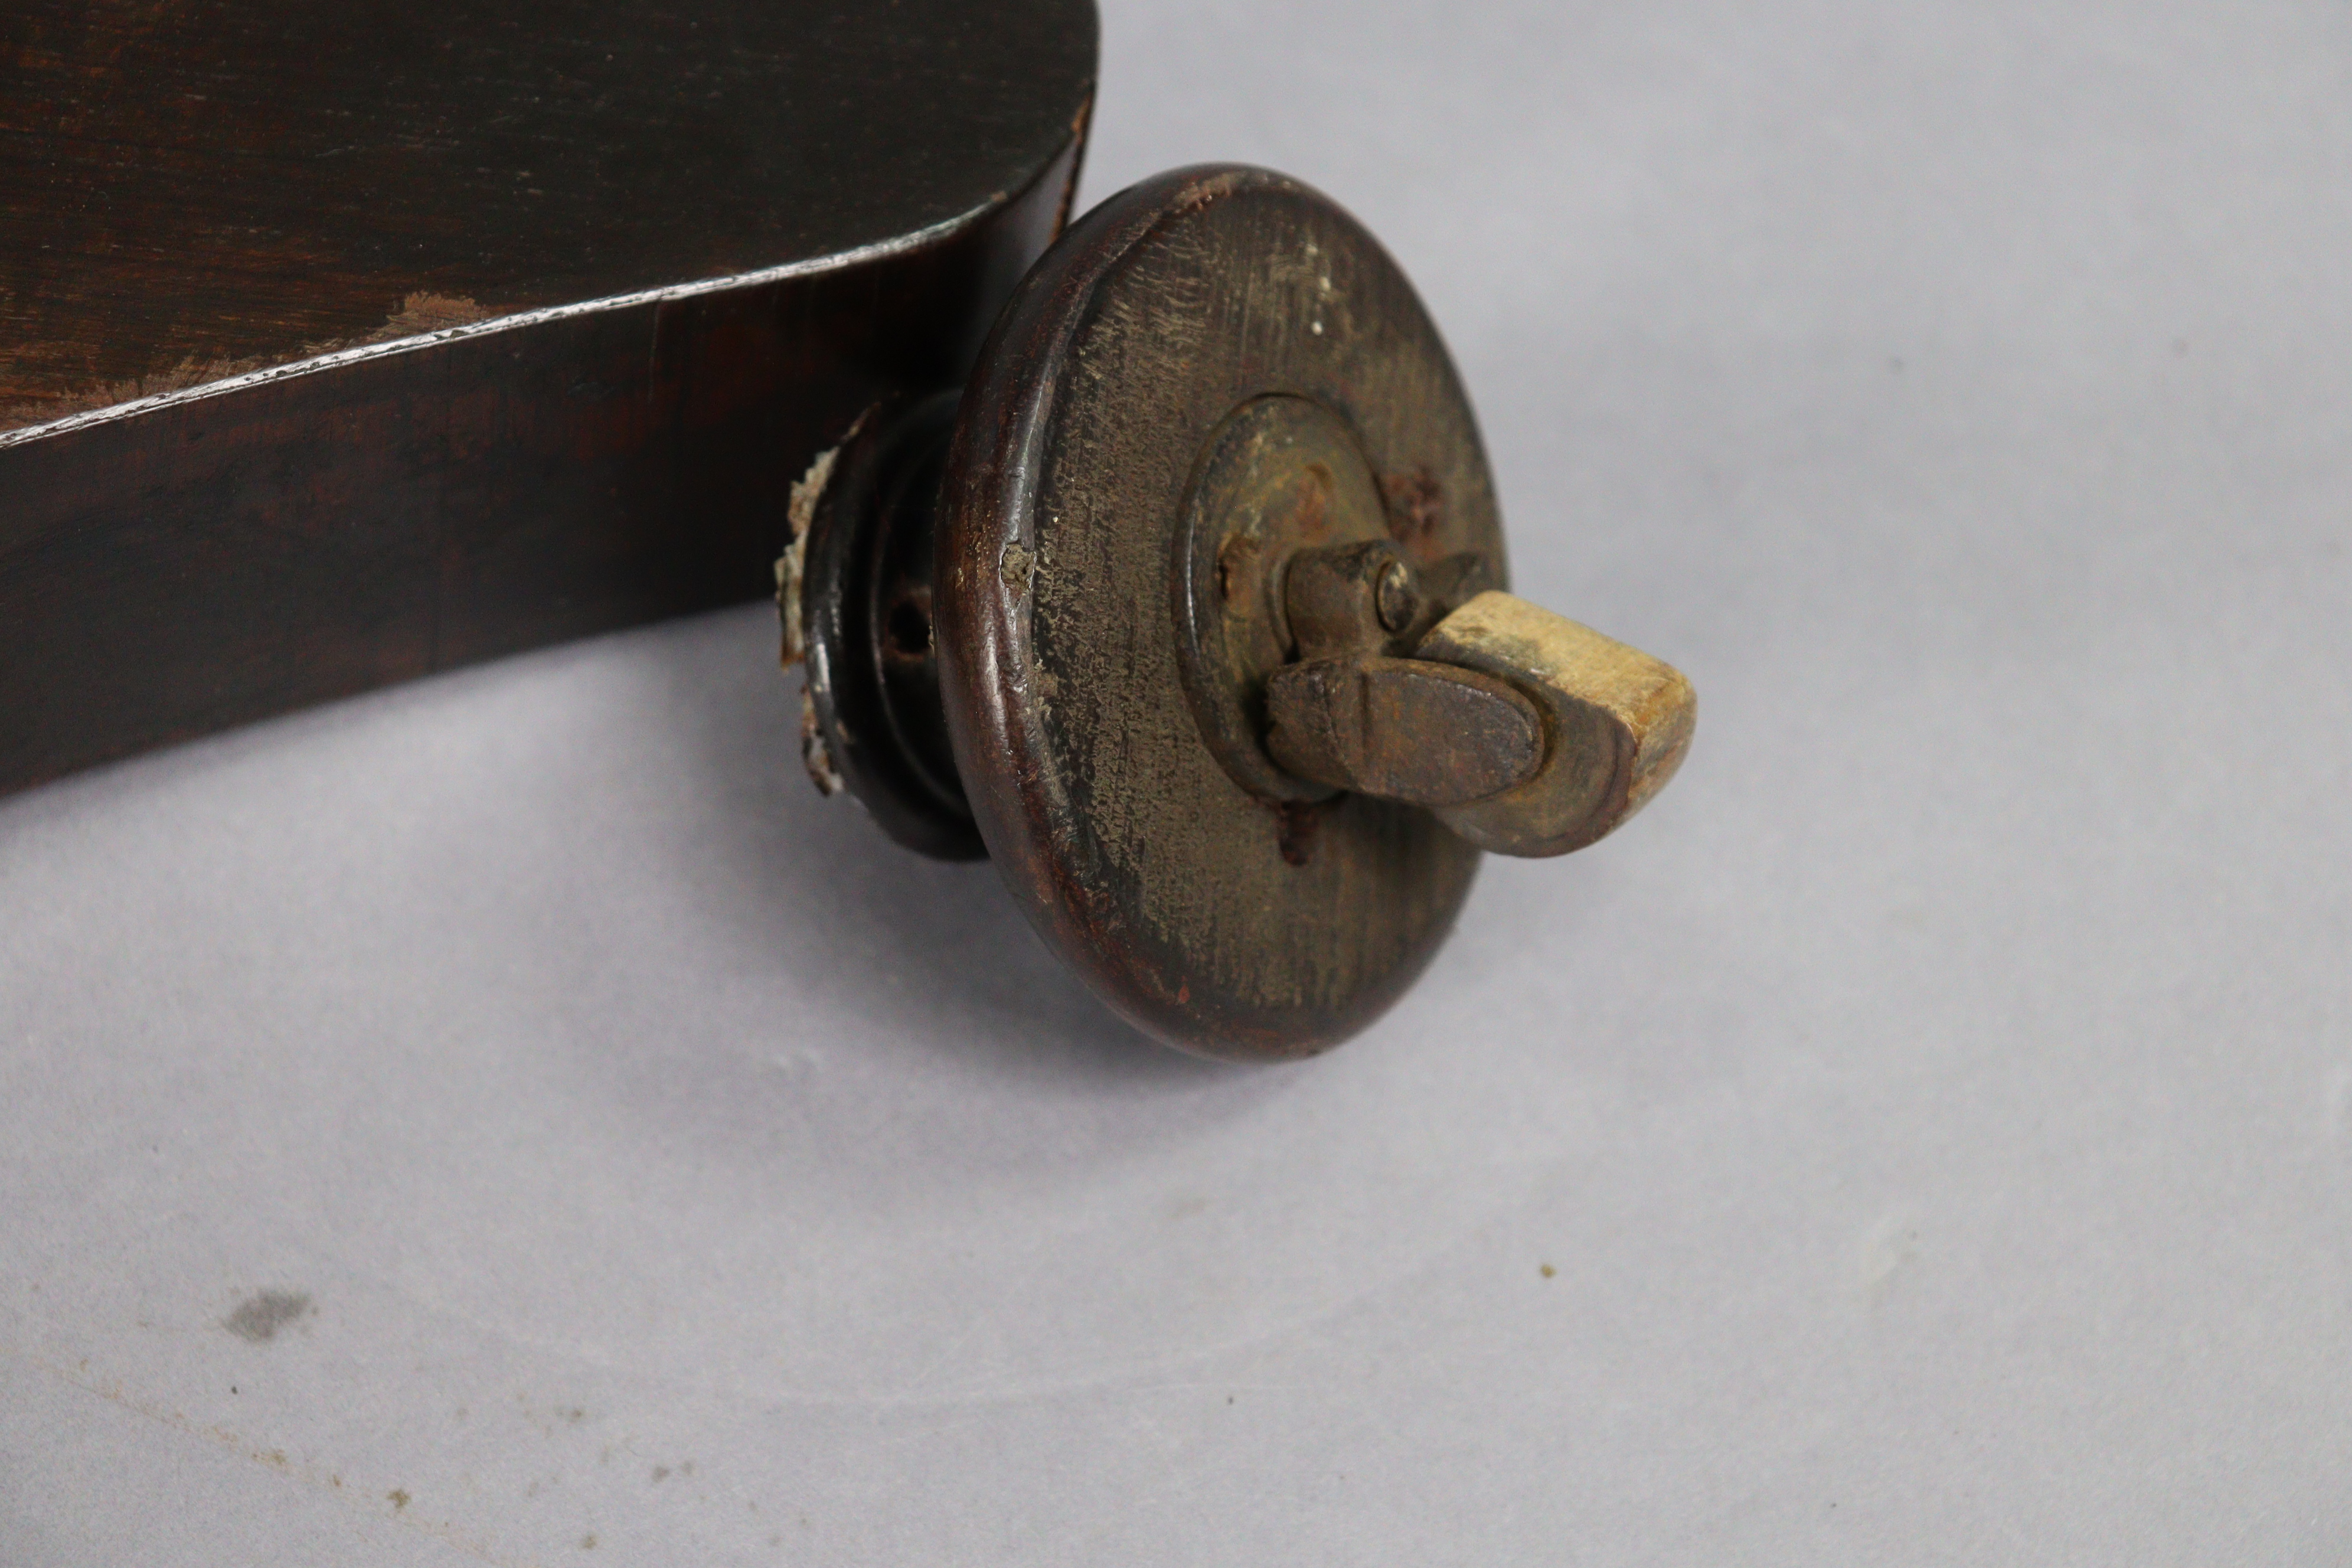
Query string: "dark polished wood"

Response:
xmin=0 ymin=0 xmax=1096 ymax=430
xmin=0 ymin=0 xmax=1095 ymax=795
xmin=936 ymin=166 xmax=1505 ymax=1060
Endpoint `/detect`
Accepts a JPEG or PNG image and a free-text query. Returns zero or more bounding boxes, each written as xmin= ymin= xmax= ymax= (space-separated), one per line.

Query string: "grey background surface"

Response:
xmin=6 ymin=1 xmax=2351 ymax=1562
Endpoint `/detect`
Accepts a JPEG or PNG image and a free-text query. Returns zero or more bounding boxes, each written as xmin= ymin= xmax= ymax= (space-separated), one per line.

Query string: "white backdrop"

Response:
xmin=6 ymin=1 xmax=2351 ymax=1561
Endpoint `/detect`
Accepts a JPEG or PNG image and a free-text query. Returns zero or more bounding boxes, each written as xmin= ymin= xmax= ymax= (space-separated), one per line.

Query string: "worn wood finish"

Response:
xmin=937 ymin=166 xmax=1505 ymax=1061
xmin=0 ymin=0 xmax=1095 ymax=795
xmin=0 ymin=0 xmax=1096 ymax=431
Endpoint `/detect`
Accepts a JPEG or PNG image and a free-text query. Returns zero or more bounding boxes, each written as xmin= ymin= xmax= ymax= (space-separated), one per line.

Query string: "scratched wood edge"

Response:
xmin=0 ymin=136 xmax=1086 ymax=798
xmin=0 ymin=0 xmax=1101 ymax=430
xmin=0 ymin=202 xmax=1033 ymax=450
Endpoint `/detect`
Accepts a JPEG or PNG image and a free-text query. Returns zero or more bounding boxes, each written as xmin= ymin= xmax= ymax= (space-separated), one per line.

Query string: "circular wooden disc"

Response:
xmin=937 ymin=166 xmax=1507 ymax=1060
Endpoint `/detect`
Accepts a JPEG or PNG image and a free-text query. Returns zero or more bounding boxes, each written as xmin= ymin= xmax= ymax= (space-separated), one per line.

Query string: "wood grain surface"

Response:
xmin=0 ymin=0 xmax=1096 ymax=431
xmin=0 ymin=0 xmax=1095 ymax=795
xmin=938 ymin=166 xmax=1504 ymax=1060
